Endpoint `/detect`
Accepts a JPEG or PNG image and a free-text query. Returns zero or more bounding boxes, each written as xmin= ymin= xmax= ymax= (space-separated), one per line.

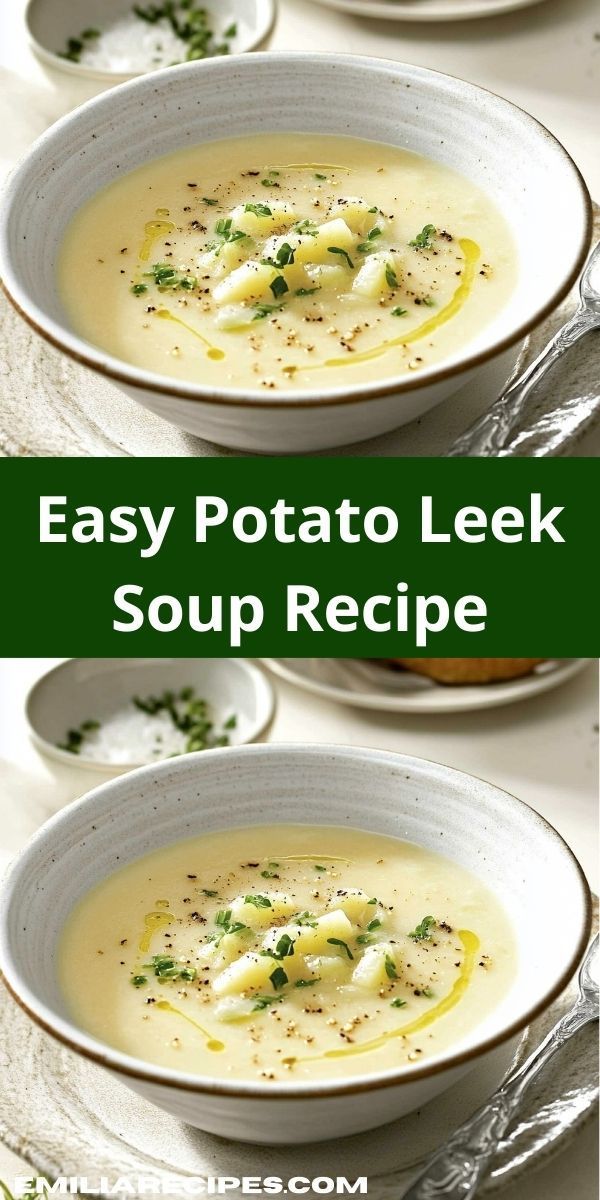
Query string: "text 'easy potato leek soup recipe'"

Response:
xmin=58 ymin=134 xmax=517 ymax=393
xmin=59 ymin=825 xmax=516 ymax=1083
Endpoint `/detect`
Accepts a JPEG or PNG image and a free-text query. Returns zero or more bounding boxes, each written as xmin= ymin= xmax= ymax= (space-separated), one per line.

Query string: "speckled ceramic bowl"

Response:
xmin=0 ymin=744 xmax=591 ymax=1143
xmin=0 ymin=54 xmax=592 ymax=452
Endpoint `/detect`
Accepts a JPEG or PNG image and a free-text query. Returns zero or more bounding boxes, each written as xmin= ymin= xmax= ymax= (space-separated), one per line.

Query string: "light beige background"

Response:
xmin=0 ymin=658 xmax=597 ymax=1195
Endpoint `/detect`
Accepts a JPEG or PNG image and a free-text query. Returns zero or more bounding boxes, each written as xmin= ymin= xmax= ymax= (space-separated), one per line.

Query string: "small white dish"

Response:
xmin=261 ymin=658 xmax=590 ymax=714
xmin=25 ymin=0 xmax=275 ymax=80
xmin=25 ymin=657 xmax=275 ymax=771
xmin=0 ymin=743 xmax=591 ymax=1143
xmin=0 ymin=54 xmax=591 ymax=453
xmin=307 ymin=0 xmax=548 ymax=22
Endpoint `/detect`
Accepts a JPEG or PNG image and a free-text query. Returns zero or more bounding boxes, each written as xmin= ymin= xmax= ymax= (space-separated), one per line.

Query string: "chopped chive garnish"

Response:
xmin=385 ymin=264 xmax=399 ymax=289
xmin=367 ymin=918 xmax=382 ymax=932
xmin=391 ymin=307 xmax=408 ymax=317
xmin=295 ymin=977 xmax=321 ymax=987
xmin=385 ymin=956 xmax=398 ymax=980
xmin=328 ymin=246 xmax=354 ymax=269
xmin=269 ymin=966 xmax=288 ymax=991
xmin=327 ymin=938 xmax=354 ymax=960
xmin=132 ymin=975 xmax=147 ymax=987
xmin=244 ymin=894 xmax=272 ymax=908
xmin=252 ymin=303 xmax=284 ymax=321
xmin=203 ymin=197 xmax=218 ymax=206
xmin=409 ymin=223 xmax=436 ymax=250
xmin=391 ymin=997 xmax=407 ymax=1008
xmin=245 ymin=202 xmax=272 ymax=217
xmin=143 ymin=954 xmax=197 ymax=982
xmin=408 ymin=916 xmax=436 ymax=942
xmin=295 ymin=287 xmax=320 ymax=297
xmin=270 ymin=275 xmax=289 ymax=300
xmin=253 ymin=994 xmax=283 ymax=1011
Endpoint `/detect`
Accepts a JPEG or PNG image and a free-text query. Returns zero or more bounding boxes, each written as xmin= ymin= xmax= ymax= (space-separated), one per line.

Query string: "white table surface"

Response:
xmin=0 ymin=658 xmax=597 ymax=1195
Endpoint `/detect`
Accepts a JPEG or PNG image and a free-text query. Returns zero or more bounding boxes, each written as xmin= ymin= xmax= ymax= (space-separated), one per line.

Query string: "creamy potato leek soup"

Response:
xmin=59 ymin=825 xmax=516 ymax=1082
xmin=58 ymin=134 xmax=516 ymax=393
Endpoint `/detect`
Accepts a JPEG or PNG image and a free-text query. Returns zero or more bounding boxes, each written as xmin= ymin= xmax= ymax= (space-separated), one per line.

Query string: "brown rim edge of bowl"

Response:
xmin=0 ymin=829 xmax=592 ymax=1102
xmin=0 ymin=65 xmax=593 ymax=414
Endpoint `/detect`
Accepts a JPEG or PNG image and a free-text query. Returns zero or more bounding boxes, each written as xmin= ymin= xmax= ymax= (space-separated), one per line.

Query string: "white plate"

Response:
xmin=26 ymin=0 xmax=275 ymax=79
xmin=0 ymin=917 xmax=596 ymax=1194
xmin=26 ymin=657 xmax=275 ymax=771
xmin=261 ymin=658 xmax=589 ymax=713
xmin=307 ymin=0 xmax=548 ymax=23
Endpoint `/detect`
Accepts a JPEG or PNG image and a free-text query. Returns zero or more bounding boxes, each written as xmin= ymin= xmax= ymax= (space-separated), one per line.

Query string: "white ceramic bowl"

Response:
xmin=25 ymin=657 xmax=275 ymax=772
xmin=0 ymin=744 xmax=591 ymax=1144
xmin=0 ymin=54 xmax=591 ymax=452
xmin=25 ymin=0 xmax=275 ymax=80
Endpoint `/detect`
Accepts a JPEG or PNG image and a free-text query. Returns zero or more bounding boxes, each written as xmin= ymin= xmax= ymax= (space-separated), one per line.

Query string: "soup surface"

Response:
xmin=59 ymin=825 xmax=516 ymax=1083
xmin=59 ymin=133 xmax=516 ymax=394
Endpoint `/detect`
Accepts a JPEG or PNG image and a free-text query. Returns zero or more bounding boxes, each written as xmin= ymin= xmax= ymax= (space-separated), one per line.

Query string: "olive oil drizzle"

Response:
xmin=154 ymin=1000 xmax=225 ymax=1052
xmin=284 ymin=929 xmax=480 ymax=1066
xmin=273 ymin=854 xmax=353 ymax=864
xmin=286 ymin=238 xmax=480 ymax=377
xmin=139 ymin=910 xmax=174 ymax=953
xmin=266 ymin=163 xmax=352 ymax=174
xmin=139 ymin=218 xmax=176 ymax=263
xmin=154 ymin=309 xmax=225 ymax=361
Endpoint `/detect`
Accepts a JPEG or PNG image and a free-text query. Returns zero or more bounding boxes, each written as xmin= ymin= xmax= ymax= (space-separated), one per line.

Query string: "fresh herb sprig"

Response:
xmin=130 ymin=686 xmax=237 ymax=754
xmin=408 ymin=915 xmax=436 ymax=942
xmin=57 ymin=718 xmax=100 ymax=754
xmin=409 ymin=224 xmax=437 ymax=250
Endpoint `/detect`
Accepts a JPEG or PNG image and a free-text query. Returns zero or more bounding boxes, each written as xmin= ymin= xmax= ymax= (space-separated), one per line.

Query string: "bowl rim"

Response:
xmin=0 ymin=742 xmax=592 ymax=1100
xmin=24 ymin=0 xmax=276 ymax=81
xmin=24 ymin=655 xmax=276 ymax=771
xmin=0 ymin=52 xmax=593 ymax=411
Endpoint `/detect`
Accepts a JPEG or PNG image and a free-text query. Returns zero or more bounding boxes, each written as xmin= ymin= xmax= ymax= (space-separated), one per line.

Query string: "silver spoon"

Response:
xmin=402 ymin=935 xmax=599 ymax=1200
xmin=448 ymin=243 xmax=600 ymax=457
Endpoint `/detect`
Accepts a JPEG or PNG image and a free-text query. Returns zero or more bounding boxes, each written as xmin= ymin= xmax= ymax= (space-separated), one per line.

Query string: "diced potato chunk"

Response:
xmin=198 ymin=238 xmax=253 ymax=277
xmin=305 ymin=263 xmax=347 ymax=291
xmin=352 ymin=251 xmax=403 ymax=299
xmin=213 ymin=261 xmax=278 ymax=306
xmin=328 ymin=888 xmax=374 ymax=926
xmin=328 ymin=198 xmax=380 ymax=235
xmin=294 ymin=218 xmax=355 ymax=266
xmin=230 ymin=201 xmax=298 ymax=237
xmin=213 ymin=929 xmax=252 ymax=966
xmin=305 ymin=954 xmax=349 ymax=984
xmin=214 ymin=996 xmax=257 ymax=1022
xmin=212 ymin=951 xmax=276 ymax=996
xmin=229 ymin=892 xmax=298 ymax=930
xmin=352 ymin=942 xmax=401 ymax=990
xmin=214 ymin=304 xmax=255 ymax=331
xmin=262 ymin=910 xmax=353 ymax=957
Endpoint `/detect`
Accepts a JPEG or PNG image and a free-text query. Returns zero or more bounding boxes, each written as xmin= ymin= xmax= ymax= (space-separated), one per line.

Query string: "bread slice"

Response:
xmin=390 ymin=658 xmax=545 ymax=685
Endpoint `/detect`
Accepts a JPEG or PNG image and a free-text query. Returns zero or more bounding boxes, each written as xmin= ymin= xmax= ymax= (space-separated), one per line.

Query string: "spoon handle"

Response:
xmin=402 ymin=1001 xmax=597 ymax=1200
xmin=447 ymin=307 xmax=596 ymax=457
